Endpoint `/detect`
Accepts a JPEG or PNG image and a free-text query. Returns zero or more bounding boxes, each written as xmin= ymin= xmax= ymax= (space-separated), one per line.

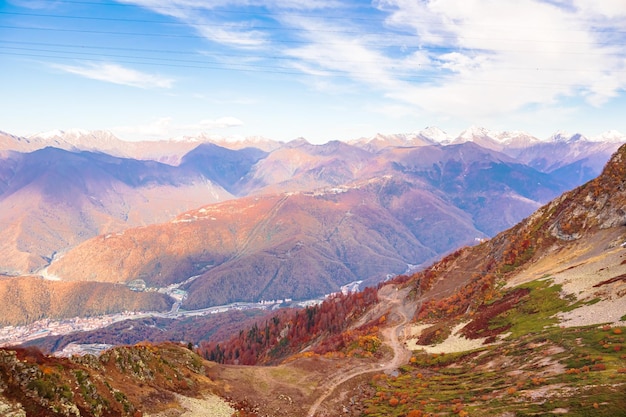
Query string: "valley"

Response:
xmin=4 ymin=0 xmax=626 ymax=414
xmin=1 ymin=127 xmax=623 ymax=328
xmin=0 ymin=130 xmax=625 ymax=417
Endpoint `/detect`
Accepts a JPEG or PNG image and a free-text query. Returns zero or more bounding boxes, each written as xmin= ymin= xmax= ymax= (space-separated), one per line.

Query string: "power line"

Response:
xmin=5 ymin=2 xmax=626 ymax=35
xmin=3 ymin=39 xmax=619 ymax=72
xmin=1 ymin=24 xmax=622 ymax=55
xmin=5 ymin=0 xmax=382 ymax=23
xmin=0 ymin=40 xmax=392 ymax=64
xmin=2 ymin=11 xmax=625 ymax=43
xmin=4 ymin=49 xmax=615 ymax=89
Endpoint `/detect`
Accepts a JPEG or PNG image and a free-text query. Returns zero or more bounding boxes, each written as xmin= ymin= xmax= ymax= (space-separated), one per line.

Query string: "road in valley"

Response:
xmin=307 ymin=284 xmax=415 ymax=417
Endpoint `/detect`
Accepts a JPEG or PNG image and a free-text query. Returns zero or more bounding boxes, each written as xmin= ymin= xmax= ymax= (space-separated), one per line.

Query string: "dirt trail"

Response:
xmin=306 ymin=285 xmax=415 ymax=417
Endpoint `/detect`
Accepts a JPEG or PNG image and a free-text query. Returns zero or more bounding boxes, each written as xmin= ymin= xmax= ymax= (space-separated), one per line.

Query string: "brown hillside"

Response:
xmin=0 ymin=276 xmax=171 ymax=326
xmin=0 ymin=148 xmax=232 ymax=274
xmin=404 ymin=143 xmax=626 ymax=324
xmin=48 ymin=176 xmax=486 ymax=310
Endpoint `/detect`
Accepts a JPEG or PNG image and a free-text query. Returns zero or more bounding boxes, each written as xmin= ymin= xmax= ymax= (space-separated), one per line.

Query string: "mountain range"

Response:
xmin=1 ymin=141 xmax=624 ymax=417
xmin=0 ymin=127 xmax=624 ymax=325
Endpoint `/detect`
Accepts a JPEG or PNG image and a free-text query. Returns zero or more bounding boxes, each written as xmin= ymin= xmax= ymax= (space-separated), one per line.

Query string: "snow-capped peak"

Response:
xmin=63 ymin=128 xmax=91 ymax=138
xmin=418 ymin=126 xmax=451 ymax=143
xmin=31 ymin=129 xmax=65 ymax=140
xmin=592 ymin=130 xmax=626 ymax=143
xmin=547 ymin=131 xmax=589 ymax=143
xmin=458 ymin=125 xmax=492 ymax=141
xmin=31 ymin=128 xmax=99 ymax=141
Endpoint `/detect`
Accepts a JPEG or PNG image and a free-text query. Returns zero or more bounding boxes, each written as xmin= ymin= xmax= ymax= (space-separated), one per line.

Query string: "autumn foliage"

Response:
xmin=198 ymin=286 xmax=378 ymax=365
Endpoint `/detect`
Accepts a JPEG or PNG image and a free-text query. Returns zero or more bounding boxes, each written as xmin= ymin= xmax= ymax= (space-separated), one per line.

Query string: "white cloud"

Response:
xmin=183 ymin=117 xmax=244 ymax=130
xmin=371 ymin=0 xmax=626 ymax=118
xmin=194 ymin=25 xmax=269 ymax=48
xmin=573 ymin=0 xmax=626 ymax=18
xmin=53 ymin=62 xmax=174 ymax=89
xmin=112 ymin=116 xmax=244 ymax=140
xmin=116 ymin=0 xmax=626 ymax=123
xmin=113 ymin=117 xmax=175 ymax=139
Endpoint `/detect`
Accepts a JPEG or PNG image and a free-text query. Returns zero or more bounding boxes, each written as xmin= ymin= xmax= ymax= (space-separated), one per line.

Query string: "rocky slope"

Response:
xmin=0 ymin=343 xmax=234 ymax=417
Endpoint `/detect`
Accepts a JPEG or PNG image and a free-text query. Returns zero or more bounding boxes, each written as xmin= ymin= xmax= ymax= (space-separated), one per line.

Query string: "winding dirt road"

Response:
xmin=306 ymin=285 xmax=415 ymax=417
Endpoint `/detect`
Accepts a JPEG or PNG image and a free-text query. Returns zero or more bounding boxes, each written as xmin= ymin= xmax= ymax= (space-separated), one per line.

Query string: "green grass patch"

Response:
xmin=488 ymin=279 xmax=579 ymax=339
xmin=365 ymin=325 xmax=626 ymax=416
xmin=364 ymin=284 xmax=626 ymax=417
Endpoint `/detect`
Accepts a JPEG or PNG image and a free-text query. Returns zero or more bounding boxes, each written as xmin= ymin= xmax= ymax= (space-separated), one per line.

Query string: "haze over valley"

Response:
xmin=1 ymin=133 xmax=625 ymax=417
xmin=1 ymin=127 xmax=623 ymax=328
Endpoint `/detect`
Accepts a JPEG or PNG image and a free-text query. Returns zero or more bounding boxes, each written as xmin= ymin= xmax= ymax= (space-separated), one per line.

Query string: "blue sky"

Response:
xmin=1 ymin=0 xmax=625 ymax=143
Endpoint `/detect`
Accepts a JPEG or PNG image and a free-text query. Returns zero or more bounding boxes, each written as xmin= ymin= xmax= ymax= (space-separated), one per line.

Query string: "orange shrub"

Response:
xmin=591 ymin=363 xmax=606 ymax=371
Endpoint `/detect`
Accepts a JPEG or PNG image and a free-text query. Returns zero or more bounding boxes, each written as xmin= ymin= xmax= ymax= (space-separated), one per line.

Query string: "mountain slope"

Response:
xmin=1 ymin=127 xmax=622 ymax=325
xmin=179 ymin=143 xmax=267 ymax=194
xmin=3 ymin=145 xmax=625 ymax=417
xmin=403 ymin=142 xmax=626 ymax=325
xmin=233 ymin=139 xmax=374 ymax=195
xmin=0 ymin=276 xmax=171 ymax=326
xmin=0 ymin=129 xmax=208 ymax=165
xmin=0 ymin=148 xmax=233 ymax=274
xmin=379 ymin=141 xmax=567 ymax=236
xmin=0 ymin=343 xmax=235 ymax=417
xmin=39 ymin=142 xmax=590 ymax=316
xmin=47 ymin=176 xmax=482 ymax=309
xmin=198 ymin=144 xmax=626 ymax=416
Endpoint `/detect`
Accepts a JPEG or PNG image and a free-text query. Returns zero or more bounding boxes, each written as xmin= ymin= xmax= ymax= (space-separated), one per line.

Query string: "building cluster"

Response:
xmin=0 ymin=311 xmax=144 ymax=347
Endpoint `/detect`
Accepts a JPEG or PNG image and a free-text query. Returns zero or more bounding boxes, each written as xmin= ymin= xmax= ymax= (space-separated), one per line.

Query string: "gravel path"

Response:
xmin=306 ymin=285 xmax=414 ymax=417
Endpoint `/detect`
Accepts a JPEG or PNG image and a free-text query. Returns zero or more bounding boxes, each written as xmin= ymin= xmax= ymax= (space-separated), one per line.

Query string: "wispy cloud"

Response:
xmin=52 ymin=62 xmax=175 ymax=89
xmin=117 ymin=0 xmax=626 ymax=123
xmin=114 ymin=117 xmax=175 ymax=138
xmin=372 ymin=0 xmax=626 ymax=118
xmin=182 ymin=117 xmax=244 ymax=130
xmin=112 ymin=116 xmax=244 ymax=140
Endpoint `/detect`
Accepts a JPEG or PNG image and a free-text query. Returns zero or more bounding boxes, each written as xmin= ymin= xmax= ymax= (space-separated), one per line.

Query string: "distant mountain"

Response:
xmin=0 ymin=129 xmax=284 ymax=165
xmin=1 ymin=126 xmax=624 ymax=322
xmin=180 ymin=132 xmax=284 ymax=152
xmin=0 ymin=275 xmax=171 ymax=326
xmin=235 ymin=139 xmax=374 ymax=195
xmin=46 ymin=141 xmax=570 ymax=311
xmin=5 ymin=145 xmax=625 ymax=417
xmin=451 ymin=126 xmax=625 ymax=185
xmin=379 ymin=141 xmax=566 ymax=236
xmin=349 ymin=131 xmax=438 ymax=152
xmin=179 ymin=143 xmax=267 ymax=194
xmin=0 ymin=129 xmax=201 ymax=165
xmin=47 ymin=177 xmax=470 ymax=308
xmin=0 ymin=147 xmax=232 ymax=274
